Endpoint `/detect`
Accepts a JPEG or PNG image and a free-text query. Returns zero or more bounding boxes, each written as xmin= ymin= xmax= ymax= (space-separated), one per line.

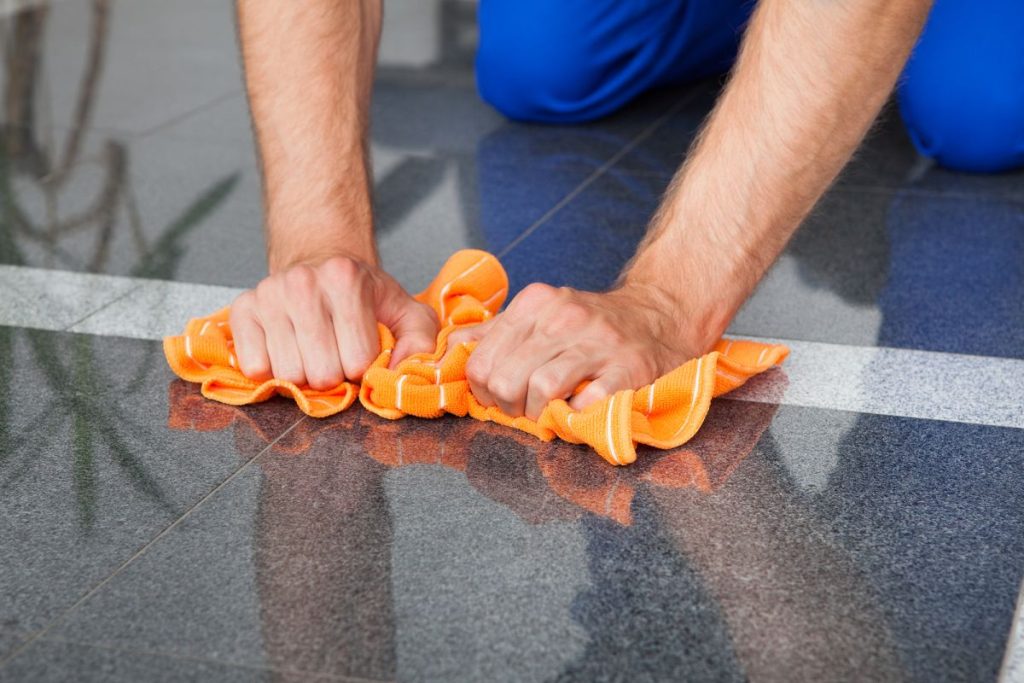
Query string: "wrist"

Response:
xmin=620 ymin=233 xmax=746 ymax=351
xmin=267 ymin=225 xmax=378 ymax=273
xmin=264 ymin=166 xmax=376 ymax=273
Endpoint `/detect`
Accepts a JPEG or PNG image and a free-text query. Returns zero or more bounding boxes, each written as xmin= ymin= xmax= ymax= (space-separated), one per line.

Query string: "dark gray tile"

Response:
xmin=612 ymin=77 xmax=721 ymax=176
xmin=647 ymin=403 xmax=1024 ymax=683
xmin=0 ymin=86 xmax=675 ymax=291
xmin=47 ymin=398 xmax=1024 ymax=682
xmin=615 ymin=85 xmax=1024 ymax=201
xmin=837 ymin=103 xmax=1024 ymax=200
xmin=0 ymin=119 xmax=261 ymax=286
xmin=51 ymin=413 xmax=593 ymax=682
xmin=1 ymin=0 xmax=692 ymax=291
xmin=732 ymin=187 xmax=1024 ymax=358
xmin=500 ymin=169 xmax=1024 ymax=358
xmin=0 ymin=639 xmax=274 ymax=683
xmin=497 ymin=170 xmax=665 ymax=293
xmin=0 ymin=327 xmax=300 ymax=636
xmin=0 ymin=0 xmax=241 ymax=136
xmin=0 ymin=631 xmax=26 ymax=662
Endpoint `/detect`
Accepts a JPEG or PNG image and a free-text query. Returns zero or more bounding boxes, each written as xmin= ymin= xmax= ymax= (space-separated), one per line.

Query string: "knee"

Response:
xmin=899 ymin=81 xmax=1024 ymax=174
xmin=896 ymin=0 xmax=1024 ymax=173
xmin=475 ymin=4 xmax=616 ymax=123
xmin=476 ymin=37 xmax=606 ymax=124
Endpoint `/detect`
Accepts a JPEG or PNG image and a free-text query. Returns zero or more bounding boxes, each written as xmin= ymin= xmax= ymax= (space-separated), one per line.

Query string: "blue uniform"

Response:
xmin=476 ymin=0 xmax=1023 ymax=173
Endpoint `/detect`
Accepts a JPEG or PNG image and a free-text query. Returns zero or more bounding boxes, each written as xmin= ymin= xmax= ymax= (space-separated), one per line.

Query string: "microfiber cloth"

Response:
xmin=164 ymin=249 xmax=788 ymax=466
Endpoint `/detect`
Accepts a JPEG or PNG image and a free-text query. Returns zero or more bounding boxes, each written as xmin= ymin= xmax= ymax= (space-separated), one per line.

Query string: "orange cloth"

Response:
xmin=164 ymin=249 xmax=788 ymax=466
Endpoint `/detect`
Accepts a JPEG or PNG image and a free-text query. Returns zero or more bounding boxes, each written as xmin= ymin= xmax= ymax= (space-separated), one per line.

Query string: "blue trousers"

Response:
xmin=476 ymin=0 xmax=1024 ymax=173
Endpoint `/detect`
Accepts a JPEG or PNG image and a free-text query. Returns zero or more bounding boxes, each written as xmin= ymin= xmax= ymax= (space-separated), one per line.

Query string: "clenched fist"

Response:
xmin=229 ymin=256 xmax=439 ymax=389
xmin=448 ymin=282 xmax=711 ymax=420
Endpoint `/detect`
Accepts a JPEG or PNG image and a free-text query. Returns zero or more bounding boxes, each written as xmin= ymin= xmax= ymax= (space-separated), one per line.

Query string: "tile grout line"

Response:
xmin=999 ymin=577 xmax=1024 ymax=683
xmin=61 ymin=282 xmax=147 ymax=332
xmin=495 ymin=90 xmax=699 ymax=260
xmin=0 ymin=416 xmax=310 ymax=670
xmin=27 ymin=634 xmax=392 ymax=683
xmin=132 ymin=88 xmax=246 ymax=141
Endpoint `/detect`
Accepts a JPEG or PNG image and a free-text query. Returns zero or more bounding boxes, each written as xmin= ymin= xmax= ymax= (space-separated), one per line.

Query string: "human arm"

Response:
xmin=461 ymin=0 xmax=933 ymax=418
xmin=230 ymin=0 xmax=438 ymax=389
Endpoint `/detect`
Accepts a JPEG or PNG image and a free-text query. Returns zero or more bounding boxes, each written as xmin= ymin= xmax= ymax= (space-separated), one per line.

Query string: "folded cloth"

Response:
xmin=164 ymin=249 xmax=788 ymax=466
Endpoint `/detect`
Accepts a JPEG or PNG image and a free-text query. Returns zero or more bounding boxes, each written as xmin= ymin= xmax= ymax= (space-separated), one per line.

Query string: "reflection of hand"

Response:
xmin=229 ymin=256 xmax=439 ymax=389
xmin=448 ymin=282 xmax=709 ymax=420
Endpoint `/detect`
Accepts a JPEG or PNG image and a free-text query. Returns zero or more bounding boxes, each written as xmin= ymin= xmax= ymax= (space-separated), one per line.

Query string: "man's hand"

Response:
xmin=230 ymin=256 xmax=438 ymax=389
xmin=449 ymin=282 xmax=711 ymax=420
xmin=235 ymin=0 xmax=397 ymax=389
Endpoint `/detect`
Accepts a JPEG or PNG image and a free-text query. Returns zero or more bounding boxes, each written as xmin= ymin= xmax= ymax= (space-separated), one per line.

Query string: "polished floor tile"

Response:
xmin=0 ymin=640 xmax=275 ymax=683
xmin=617 ymin=85 xmax=1024 ymax=201
xmin=0 ymin=0 xmax=687 ymax=291
xmin=0 ymin=0 xmax=241 ymax=136
xmin=498 ymin=170 xmax=664 ymax=293
xmin=734 ymin=188 xmax=1024 ymax=357
xmin=42 ymin=399 xmax=1024 ymax=682
xmin=0 ymin=81 xmax=669 ymax=291
xmin=2 ymin=0 xmax=1022 ymax=680
xmin=501 ymin=170 xmax=1024 ymax=359
xmin=0 ymin=328 xmax=301 ymax=641
xmin=0 ymin=632 xmax=25 ymax=662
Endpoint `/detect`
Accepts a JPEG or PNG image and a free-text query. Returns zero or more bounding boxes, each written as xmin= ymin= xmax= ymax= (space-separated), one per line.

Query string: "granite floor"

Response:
xmin=1 ymin=1 xmax=1023 ymax=682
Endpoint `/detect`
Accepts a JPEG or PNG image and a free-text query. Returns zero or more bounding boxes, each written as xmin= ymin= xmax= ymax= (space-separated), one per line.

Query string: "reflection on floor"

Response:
xmin=1 ymin=0 xmax=1023 ymax=681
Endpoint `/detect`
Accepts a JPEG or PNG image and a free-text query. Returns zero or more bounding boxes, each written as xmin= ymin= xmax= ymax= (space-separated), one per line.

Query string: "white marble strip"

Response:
xmin=2 ymin=264 xmax=1023 ymax=430
xmin=729 ymin=337 xmax=1024 ymax=430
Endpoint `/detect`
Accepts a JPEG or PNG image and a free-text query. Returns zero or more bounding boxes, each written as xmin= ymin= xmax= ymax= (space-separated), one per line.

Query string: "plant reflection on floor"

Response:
xmin=167 ymin=378 xmax=902 ymax=681
xmin=165 ymin=379 xmax=781 ymax=527
xmin=0 ymin=0 xmax=237 ymax=530
xmin=163 ymin=386 xmax=775 ymax=679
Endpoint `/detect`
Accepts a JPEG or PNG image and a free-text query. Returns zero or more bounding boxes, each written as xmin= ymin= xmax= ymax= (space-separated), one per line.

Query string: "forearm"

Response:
xmin=624 ymin=0 xmax=932 ymax=345
xmin=237 ymin=0 xmax=382 ymax=272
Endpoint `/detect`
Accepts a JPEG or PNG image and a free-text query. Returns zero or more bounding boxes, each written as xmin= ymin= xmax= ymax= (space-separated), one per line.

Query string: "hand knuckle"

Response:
xmin=308 ymin=370 xmax=342 ymax=390
xmin=561 ymin=302 xmax=592 ymax=328
xmin=319 ymin=256 xmax=361 ymax=287
xmin=284 ymin=264 xmax=318 ymax=292
xmin=488 ymin=374 xmax=516 ymax=402
xmin=518 ymin=282 xmax=556 ymax=305
xmin=254 ymin=278 xmax=277 ymax=303
xmin=241 ymin=358 xmax=271 ymax=379
xmin=529 ymin=370 xmax=559 ymax=398
xmin=465 ymin=356 xmax=489 ymax=385
xmin=231 ymin=289 xmax=256 ymax=312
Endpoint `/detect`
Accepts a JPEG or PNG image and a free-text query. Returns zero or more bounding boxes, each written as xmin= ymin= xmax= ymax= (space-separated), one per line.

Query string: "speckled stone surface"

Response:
xmin=0 ymin=0 xmax=688 ymax=292
xmin=0 ymin=266 xmax=139 ymax=330
xmin=0 ymin=632 xmax=25 ymax=663
xmin=32 ymin=399 xmax=1023 ymax=682
xmin=0 ymin=328 xmax=300 ymax=641
xmin=728 ymin=340 xmax=1024 ymax=429
xmin=0 ymin=640 xmax=273 ymax=683
xmin=617 ymin=87 xmax=1024 ymax=200
xmin=500 ymin=169 xmax=1024 ymax=360
xmin=2 ymin=0 xmax=1023 ymax=680
xmin=69 ymin=279 xmax=242 ymax=340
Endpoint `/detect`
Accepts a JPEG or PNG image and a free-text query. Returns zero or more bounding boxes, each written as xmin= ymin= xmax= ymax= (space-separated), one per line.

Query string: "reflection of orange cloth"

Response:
xmin=164 ymin=250 xmax=788 ymax=466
